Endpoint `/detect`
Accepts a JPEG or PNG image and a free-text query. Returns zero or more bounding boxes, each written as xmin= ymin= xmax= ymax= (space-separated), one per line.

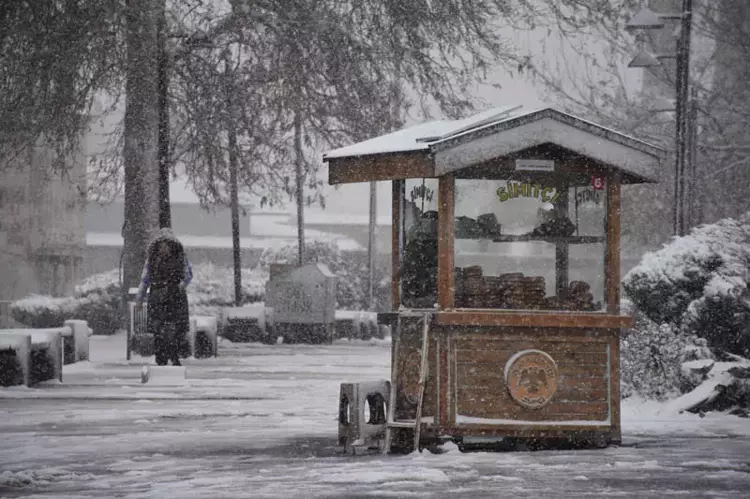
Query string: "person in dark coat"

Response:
xmin=135 ymin=229 xmax=193 ymax=366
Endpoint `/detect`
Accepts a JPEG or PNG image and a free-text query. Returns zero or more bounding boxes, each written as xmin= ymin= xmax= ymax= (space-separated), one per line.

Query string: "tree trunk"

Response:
xmin=225 ymin=54 xmax=242 ymax=307
xmin=123 ymin=0 xmax=160 ymax=309
xmin=294 ymin=112 xmax=305 ymax=267
xmin=157 ymin=0 xmax=171 ymax=229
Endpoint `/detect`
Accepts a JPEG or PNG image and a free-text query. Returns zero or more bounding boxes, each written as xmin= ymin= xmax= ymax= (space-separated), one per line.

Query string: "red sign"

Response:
xmin=591 ymin=176 xmax=606 ymax=190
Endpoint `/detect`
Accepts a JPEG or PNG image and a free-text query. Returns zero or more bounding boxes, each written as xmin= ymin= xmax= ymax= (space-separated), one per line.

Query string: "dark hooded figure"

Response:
xmin=135 ymin=229 xmax=193 ymax=366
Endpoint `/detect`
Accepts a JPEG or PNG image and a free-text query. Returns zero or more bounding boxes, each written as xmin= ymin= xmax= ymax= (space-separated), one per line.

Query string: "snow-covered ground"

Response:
xmin=1 ymin=334 xmax=750 ymax=498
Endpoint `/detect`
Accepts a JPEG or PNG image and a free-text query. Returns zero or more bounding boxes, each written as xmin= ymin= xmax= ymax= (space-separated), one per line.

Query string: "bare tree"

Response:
xmin=518 ymin=0 xmax=750 ymax=246
xmin=0 ymin=0 xmax=123 ymax=169
xmin=120 ymin=0 xmax=161 ymax=301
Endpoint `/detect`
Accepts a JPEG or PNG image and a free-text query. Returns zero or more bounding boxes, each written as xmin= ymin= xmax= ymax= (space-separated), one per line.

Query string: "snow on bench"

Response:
xmin=0 ymin=320 xmax=91 ymax=387
xmin=190 ymin=316 xmax=219 ymax=358
xmin=0 ymin=329 xmax=61 ymax=386
xmin=334 ymin=311 xmax=384 ymax=340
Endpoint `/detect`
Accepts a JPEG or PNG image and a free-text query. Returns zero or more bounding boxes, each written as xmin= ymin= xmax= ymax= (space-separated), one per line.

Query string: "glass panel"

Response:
xmin=399 ymin=178 xmax=439 ymax=309
xmin=453 ymin=177 xmax=606 ymax=311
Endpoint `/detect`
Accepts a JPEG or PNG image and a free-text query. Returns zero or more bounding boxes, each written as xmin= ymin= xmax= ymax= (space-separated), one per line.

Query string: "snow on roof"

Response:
xmin=324 ymin=106 xmax=665 ymax=182
xmin=323 ymin=106 xmax=662 ymax=165
xmin=323 ymin=105 xmax=524 ymax=159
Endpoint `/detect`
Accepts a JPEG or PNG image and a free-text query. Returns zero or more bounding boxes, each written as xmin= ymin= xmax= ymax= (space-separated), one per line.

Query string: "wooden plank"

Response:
xmin=437 ymin=174 xmax=455 ymax=309
xmin=457 ymin=410 xmax=611 ymax=426
xmin=454 ymin=369 xmax=606 ymax=386
xmin=436 ymin=312 xmax=633 ymax=329
xmin=435 ymin=426 xmax=615 ymax=437
xmin=391 ymin=180 xmax=404 ymax=310
xmin=606 ymin=173 xmax=622 ymax=314
xmin=455 ymin=395 xmax=608 ymax=411
xmin=451 ymin=333 xmax=613 ymax=347
xmin=454 ymin=349 xmax=608 ymax=366
xmin=327 ymin=152 xmax=434 ymax=184
xmin=452 ymin=373 xmax=609 ymax=403
xmin=454 ymin=344 xmax=609 ymax=357
xmin=455 ymin=398 xmax=610 ymax=419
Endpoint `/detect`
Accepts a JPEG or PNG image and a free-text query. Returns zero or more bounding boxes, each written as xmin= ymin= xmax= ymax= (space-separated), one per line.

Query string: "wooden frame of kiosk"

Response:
xmin=326 ymin=107 xmax=664 ymax=452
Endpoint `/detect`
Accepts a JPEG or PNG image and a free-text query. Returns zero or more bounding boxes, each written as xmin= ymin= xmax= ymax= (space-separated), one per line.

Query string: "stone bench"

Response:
xmin=0 ymin=320 xmax=91 ymax=387
xmin=190 ymin=316 xmax=218 ymax=358
xmin=334 ymin=311 xmax=383 ymax=340
xmin=1 ymin=329 xmax=62 ymax=386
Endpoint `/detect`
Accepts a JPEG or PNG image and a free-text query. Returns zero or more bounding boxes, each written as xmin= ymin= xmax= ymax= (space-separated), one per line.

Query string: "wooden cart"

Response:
xmin=328 ymin=107 xmax=664 ymax=453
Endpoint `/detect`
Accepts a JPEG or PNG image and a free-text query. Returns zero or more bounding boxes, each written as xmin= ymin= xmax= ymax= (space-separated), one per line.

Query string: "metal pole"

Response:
xmin=687 ymin=88 xmax=699 ymax=227
xmin=676 ymin=0 xmax=693 ymax=236
xmin=673 ymin=34 xmax=685 ymax=236
xmin=367 ymin=181 xmax=377 ymax=311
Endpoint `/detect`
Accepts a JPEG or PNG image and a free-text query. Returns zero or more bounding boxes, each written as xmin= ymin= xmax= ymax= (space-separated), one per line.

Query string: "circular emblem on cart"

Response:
xmin=504 ymin=350 xmax=559 ymax=409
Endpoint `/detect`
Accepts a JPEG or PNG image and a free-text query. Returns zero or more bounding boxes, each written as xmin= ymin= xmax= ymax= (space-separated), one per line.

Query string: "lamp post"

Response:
xmin=627 ymin=1 xmax=693 ymax=236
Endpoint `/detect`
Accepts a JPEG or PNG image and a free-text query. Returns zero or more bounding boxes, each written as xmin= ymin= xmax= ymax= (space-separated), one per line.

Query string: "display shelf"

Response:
xmin=455 ymin=234 xmax=604 ymax=244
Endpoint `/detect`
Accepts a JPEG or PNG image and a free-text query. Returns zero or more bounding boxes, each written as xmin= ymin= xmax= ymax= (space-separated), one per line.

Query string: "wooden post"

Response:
xmin=391 ymin=180 xmax=404 ymax=310
xmin=437 ymin=175 xmax=455 ymax=310
xmin=555 ymin=184 xmax=570 ymax=298
xmin=368 ymin=181 xmax=377 ymax=311
xmin=605 ymin=174 xmax=621 ymax=314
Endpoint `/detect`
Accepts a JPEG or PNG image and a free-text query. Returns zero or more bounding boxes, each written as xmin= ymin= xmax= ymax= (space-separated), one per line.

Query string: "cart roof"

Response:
xmin=324 ymin=106 xmax=665 ymax=184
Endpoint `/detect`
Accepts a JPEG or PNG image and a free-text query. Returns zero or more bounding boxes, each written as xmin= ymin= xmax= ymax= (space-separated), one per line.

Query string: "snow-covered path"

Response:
xmin=1 ymin=334 xmax=750 ymax=498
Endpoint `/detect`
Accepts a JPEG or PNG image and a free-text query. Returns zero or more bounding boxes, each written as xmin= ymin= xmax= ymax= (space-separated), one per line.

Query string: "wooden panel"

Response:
xmin=437 ymin=175 xmax=455 ymax=309
xmin=327 ymin=153 xmax=434 ymax=184
xmin=606 ymin=173 xmax=621 ymax=314
xmin=609 ymin=334 xmax=622 ymax=441
xmin=450 ymin=326 xmax=617 ymax=343
xmin=437 ymin=311 xmax=633 ymax=329
xmin=456 ymin=350 xmax=607 ymax=366
xmin=438 ymin=332 xmax=449 ymax=425
xmin=450 ymin=334 xmax=611 ymax=423
xmin=391 ymin=180 xmax=404 ymax=310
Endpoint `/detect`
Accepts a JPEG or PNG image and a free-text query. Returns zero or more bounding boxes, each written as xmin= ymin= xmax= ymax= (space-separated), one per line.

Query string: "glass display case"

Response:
xmin=453 ymin=176 xmax=607 ymax=311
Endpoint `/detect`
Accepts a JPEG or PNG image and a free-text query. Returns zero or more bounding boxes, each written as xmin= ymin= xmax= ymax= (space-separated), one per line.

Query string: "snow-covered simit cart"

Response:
xmin=325 ymin=106 xmax=665 ymax=454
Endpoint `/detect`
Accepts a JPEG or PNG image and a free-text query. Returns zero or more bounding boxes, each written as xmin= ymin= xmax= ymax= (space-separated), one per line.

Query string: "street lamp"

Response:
xmin=626 ymin=2 xmax=693 ymax=237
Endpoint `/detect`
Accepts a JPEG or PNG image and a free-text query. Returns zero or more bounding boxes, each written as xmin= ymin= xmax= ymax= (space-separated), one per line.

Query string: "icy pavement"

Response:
xmin=1 ymin=334 xmax=750 ymax=498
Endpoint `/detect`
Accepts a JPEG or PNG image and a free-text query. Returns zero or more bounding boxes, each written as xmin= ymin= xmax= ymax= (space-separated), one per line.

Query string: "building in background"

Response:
xmin=83 ymin=200 xmax=381 ymax=278
xmin=0 ymin=144 xmax=86 ymax=303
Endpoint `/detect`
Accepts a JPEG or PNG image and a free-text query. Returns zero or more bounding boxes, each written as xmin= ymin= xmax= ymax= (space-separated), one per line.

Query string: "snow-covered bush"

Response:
xmin=11 ymin=243 xmax=387 ymax=334
xmin=11 ymin=265 xmax=267 ymax=334
xmin=621 ymin=313 xmax=689 ymax=400
xmin=187 ymin=263 xmax=267 ymax=318
xmin=259 ymin=241 xmax=390 ymax=311
xmin=623 ymin=213 xmax=750 ymax=357
xmin=12 ymin=269 xmax=122 ymax=334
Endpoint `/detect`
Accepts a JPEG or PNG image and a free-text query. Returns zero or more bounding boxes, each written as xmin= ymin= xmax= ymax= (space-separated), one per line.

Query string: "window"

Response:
xmin=453 ymin=176 xmax=607 ymax=311
xmin=399 ymin=178 xmax=439 ymax=309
